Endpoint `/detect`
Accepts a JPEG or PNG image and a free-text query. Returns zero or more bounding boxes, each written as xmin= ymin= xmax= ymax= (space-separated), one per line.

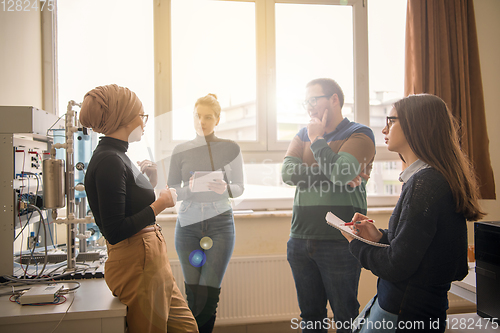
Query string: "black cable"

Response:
xmin=14 ymin=209 xmax=34 ymax=241
xmin=26 ymin=205 xmax=47 ymax=279
xmin=1 ymin=270 xmax=84 ymax=283
xmin=0 ymin=277 xmax=81 ymax=292
xmin=14 ymin=171 xmax=40 ymax=241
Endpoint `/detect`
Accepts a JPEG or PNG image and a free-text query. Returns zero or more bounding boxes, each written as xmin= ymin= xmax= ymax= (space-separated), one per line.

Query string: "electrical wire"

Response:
xmin=43 ymin=262 xmax=90 ymax=277
xmin=48 ymin=293 xmax=75 ymax=333
xmin=1 ymin=277 xmax=81 ymax=290
xmin=26 ymin=204 xmax=47 ymax=279
xmin=45 ymin=208 xmax=56 ymax=248
xmin=2 ymin=264 xmax=87 ymax=285
xmin=14 ymin=171 xmax=40 ymax=241
xmin=14 ymin=209 xmax=34 ymax=241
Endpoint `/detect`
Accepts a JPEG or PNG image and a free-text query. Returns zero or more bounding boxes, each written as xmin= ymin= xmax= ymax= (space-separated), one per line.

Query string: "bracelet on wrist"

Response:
xmin=150 ymin=204 xmax=158 ymax=216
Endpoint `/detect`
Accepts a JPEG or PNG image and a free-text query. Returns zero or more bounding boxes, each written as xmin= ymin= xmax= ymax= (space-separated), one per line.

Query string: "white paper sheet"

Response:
xmin=191 ymin=171 xmax=224 ymax=192
xmin=325 ymin=212 xmax=390 ymax=248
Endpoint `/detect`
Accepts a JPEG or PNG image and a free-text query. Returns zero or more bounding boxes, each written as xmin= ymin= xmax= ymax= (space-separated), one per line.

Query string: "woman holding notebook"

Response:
xmin=342 ymin=94 xmax=485 ymax=332
xmin=168 ymin=94 xmax=244 ymax=333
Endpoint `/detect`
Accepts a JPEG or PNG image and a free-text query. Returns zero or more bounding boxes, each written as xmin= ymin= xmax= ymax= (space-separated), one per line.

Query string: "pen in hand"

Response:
xmin=341 ymin=219 xmax=374 ymax=226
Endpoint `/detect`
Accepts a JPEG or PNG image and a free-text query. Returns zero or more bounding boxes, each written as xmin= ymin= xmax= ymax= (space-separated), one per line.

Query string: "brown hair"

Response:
xmin=394 ymin=94 xmax=485 ymax=221
xmin=194 ymin=93 xmax=221 ymax=118
xmin=306 ymin=78 xmax=345 ymax=108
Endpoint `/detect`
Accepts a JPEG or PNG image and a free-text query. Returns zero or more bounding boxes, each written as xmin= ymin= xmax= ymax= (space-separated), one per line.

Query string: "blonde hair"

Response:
xmin=79 ymin=84 xmax=143 ymax=135
xmin=194 ymin=93 xmax=221 ymax=118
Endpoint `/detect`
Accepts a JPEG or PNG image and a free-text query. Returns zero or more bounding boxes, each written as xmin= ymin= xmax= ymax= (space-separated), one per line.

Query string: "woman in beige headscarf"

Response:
xmin=80 ymin=84 xmax=198 ymax=333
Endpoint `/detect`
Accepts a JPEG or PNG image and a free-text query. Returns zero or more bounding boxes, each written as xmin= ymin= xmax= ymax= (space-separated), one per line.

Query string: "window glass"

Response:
xmin=57 ymin=0 xmax=154 ymax=163
xmin=237 ymin=160 xmax=402 ymax=210
xmin=366 ymin=160 xmax=403 ymax=196
xmin=368 ymin=0 xmax=407 ymax=198
xmin=275 ymin=3 xmax=354 ymax=141
xmin=171 ymin=0 xmax=257 ymax=141
xmin=57 ymin=0 xmax=406 ymax=209
xmin=238 ymin=0 xmax=406 ymax=207
xmin=234 ymin=162 xmax=295 ymax=211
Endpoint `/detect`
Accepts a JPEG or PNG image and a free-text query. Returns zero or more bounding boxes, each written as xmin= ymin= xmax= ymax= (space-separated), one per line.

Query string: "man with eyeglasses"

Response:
xmin=282 ymin=78 xmax=375 ymax=333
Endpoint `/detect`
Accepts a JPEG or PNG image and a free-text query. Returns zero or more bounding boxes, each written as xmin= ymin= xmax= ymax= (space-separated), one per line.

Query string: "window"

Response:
xmin=366 ymin=0 xmax=407 ymax=203
xmin=156 ymin=0 xmax=405 ymax=209
xmin=169 ymin=0 xmax=257 ymax=141
xmin=155 ymin=0 xmax=368 ymax=154
xmin=55 ymin=0 xmax=406 ymax=211
xmin=275 ymin=3 xmax=354 ymax=141
xmin=57 ymin=0 xmax=155 ymax=163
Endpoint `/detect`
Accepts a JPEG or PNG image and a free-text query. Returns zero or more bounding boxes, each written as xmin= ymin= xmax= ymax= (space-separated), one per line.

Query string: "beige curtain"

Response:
xmin=404 ymin=0 xmax=496 ymax=199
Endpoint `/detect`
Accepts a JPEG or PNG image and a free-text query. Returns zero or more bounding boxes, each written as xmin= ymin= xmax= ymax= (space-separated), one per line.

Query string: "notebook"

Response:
xmin=191 ymin=171 xmax=224 ymax=192
xmin=325 ymin=212 xmax=389 ymax=248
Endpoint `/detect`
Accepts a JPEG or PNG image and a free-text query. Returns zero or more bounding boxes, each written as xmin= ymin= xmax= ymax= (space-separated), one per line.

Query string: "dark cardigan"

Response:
xmin=349 ymin=168 xmax=468 ymax=326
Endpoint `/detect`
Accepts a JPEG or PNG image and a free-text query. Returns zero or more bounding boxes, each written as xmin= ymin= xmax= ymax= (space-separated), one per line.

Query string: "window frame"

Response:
xmin=155 ymin=0 xmax=401 ymax=208
xmin=153 ymin=0 xmax=381 ymax=163
xmin=46 ymin=0 xmax=402 ymax=210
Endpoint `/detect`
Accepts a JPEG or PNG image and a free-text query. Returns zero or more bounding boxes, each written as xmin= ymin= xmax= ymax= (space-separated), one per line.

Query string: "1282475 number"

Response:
xmin=446 ymin=317 xmax=499 ymax=330
xmin=1 ymin=0 xmax=54 ymax=12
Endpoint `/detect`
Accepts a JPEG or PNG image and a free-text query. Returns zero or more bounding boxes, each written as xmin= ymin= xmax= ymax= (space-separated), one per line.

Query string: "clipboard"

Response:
xmin=191 ymin=171 xmax=224 ymax=192
xmin=325 ymin=212 xmax=389 ymax=248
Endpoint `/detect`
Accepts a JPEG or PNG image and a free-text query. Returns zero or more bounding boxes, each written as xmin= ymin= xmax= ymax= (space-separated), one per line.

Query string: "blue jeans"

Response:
xmin=354 ymin=296 xmax=397 ymax=333
xmin=175 ymin=200 xmax=235 ymax=288
xmin=287 ymin=237 xmax=362 ymax=333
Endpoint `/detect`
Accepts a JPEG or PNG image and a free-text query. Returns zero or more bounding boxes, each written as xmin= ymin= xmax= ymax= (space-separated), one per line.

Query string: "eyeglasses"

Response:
xmin=139 ymin=114 xmax=149 ymax=125
xmin=386 ymin=116 xmax=398 ymax=129
xmin=302 ymin=95 xmax=332 ymax=109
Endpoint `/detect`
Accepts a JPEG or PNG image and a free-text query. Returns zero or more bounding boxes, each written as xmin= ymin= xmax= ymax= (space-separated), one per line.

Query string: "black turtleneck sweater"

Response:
xmin=167 ymin=133 xmax=244 ymax=202
xmin=85 ymin=137 xmax=156 ymax=245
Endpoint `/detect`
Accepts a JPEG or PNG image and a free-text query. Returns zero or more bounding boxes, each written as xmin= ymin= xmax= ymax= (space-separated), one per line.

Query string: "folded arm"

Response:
xmin=310 ymin=133 xmax=375 ymax=186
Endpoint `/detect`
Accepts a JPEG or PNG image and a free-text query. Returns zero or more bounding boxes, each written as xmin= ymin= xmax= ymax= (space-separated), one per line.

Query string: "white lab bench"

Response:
xmin=447 ymin=263 xmax=500 ymax=332
xmin=0 ymin=279 xmax=126 ymax=333
xmin=449 ymin=262 xmax=477 ymax=304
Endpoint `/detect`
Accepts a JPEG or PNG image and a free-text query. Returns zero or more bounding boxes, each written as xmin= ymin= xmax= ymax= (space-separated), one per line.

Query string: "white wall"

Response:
xmin=0 ymin=10 xmax=43 ymax=108
xmin=474 ymin=0 xmax=500 ymax=233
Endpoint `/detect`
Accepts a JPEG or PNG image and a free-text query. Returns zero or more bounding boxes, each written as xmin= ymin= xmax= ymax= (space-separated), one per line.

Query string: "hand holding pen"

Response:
xmin=347 ymin=213 xmax=384 ymax=243
xmin=341 ymin=219 xmax=374 ymax=226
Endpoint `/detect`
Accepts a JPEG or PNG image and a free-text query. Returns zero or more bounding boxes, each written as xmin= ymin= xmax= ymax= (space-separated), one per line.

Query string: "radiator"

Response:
xmin=169 ymin=255 xmax=301 ymax=325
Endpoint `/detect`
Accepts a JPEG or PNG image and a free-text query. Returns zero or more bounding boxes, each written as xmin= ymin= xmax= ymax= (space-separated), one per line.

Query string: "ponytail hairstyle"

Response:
xmin=194 ymin=93 xmax=221 ymax=118
xmin=394 ymin=94 xmax=485 ymax=221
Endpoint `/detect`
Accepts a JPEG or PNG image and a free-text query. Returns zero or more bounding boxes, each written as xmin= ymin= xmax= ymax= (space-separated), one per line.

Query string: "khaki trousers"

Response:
xmin=105 ymin=227 xmax=198 ymax=333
